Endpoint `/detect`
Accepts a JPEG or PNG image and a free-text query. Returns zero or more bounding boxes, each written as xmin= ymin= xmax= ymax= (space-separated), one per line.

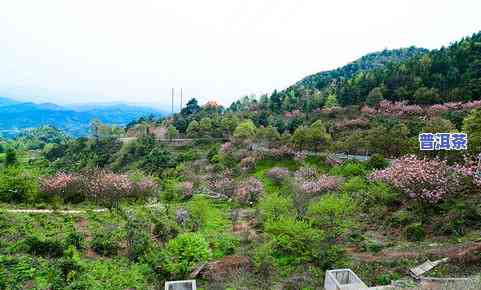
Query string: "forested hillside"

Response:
xmin=296 ymin=47 xmax=427 ymax=91
xmin=336 ymin=31 xmax=481 ymax=106
xmin=228 ymin=31 xmax=481 ymax=116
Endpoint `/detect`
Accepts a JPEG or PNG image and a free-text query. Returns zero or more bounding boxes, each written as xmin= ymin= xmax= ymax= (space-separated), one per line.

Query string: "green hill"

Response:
xmin=296 ymin=46 xmax=428 ymax=91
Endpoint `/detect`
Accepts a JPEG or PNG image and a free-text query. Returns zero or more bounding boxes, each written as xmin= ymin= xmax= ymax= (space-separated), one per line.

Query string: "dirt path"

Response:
xmin=5 ymin=208 xmax=108 ymax=214
xmin=231 ymin=208 xmax=257 ymax=240
xmin=4 ymin=203 xmax=164 ymax=215
xmin=348 ymin=242 xmax=481 ymax=263
xmin=75 ymin=216 xmax=98 ymax=258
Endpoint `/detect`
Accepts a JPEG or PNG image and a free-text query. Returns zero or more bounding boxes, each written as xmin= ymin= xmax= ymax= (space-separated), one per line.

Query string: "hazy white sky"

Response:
xmin=1 ymin=0 xmax=480 ymax=108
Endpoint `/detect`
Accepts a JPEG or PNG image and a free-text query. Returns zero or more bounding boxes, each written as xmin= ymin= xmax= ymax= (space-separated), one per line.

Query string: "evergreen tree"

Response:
xmin=366 ymin=87 xmax=384 ymax=107
xmin=463 ymin=108 xmax=481 ymax=155
xmin=4 ymin=148 xmax=17 ymax=166
xmin=181 ymin=98 xmax=201 ymax=116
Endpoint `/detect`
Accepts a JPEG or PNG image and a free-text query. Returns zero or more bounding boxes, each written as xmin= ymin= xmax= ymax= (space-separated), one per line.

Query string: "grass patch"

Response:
xmin=305 ymin=154 xmax=329 ymax=173
xmin=253 ymin=158 xmax=299 ymax=195
xmin=187 ymin=196 xmax=230 ymax=233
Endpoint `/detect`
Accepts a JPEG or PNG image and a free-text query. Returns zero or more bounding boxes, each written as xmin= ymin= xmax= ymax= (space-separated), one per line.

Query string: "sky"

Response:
xmin=1 ymin=0 xmax=481 ymax=109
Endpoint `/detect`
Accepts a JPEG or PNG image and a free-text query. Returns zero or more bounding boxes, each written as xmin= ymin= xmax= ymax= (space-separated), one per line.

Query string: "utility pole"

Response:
xmin=180 ymin=88 xmax=183 ymax=112
xmin=171 ymin=88 xmax=174 ymax=114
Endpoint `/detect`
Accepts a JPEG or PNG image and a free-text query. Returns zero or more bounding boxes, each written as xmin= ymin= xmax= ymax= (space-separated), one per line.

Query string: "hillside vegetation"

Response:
xmin=0 ymin=31 xmax=481 ymax=289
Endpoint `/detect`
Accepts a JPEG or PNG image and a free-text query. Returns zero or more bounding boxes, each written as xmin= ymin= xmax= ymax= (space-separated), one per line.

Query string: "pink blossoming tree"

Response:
xmin=266 ymin=167 xmax=289 ymax=185
xmin=369 ymin=155 xmax=465 ymax=203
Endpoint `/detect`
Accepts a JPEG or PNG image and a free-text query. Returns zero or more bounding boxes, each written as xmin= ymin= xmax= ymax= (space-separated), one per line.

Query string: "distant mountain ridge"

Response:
xmin=0 ymin=97 xmax=166 ymax=138
xmin=0 ymin=97 xmax=22 ymax=107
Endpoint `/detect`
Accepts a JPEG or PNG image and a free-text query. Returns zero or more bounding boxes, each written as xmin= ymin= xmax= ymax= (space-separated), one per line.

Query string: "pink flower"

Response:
xmin=369 ymin=155 xmax=465 ymax=203
xmin=335 ymin=118 xmax=370 ymax=130
xmin=299 ymin=175 xmax=341 ymax=194
xmin=207 ymin=171 xmax=235 ymax=197
xmin=220 ymin=142 xmax=233 ymax=154
xmin=462 ymin=100 xmax=481 ymax=110
xmin=294 ymin=167 xmax=318 ymax=181
xmin=41 ymin=170 xmax=156 ymax=205
xmin=136 ymin=178 xmax=157 ymax=193
xmin=240 ymin=156 xmax=256 ymax=172
xmin=179 ymin=181 xmax=193 ymax=199
xmin=363 ymin=100 xmax=481 ymax=118
xmin=361 ymin=105 xmax=377 ymax=115
xmin=234 ymin=177 xmax=263 ymax=204
xmin=284 ymin=110 xmax=302 ymax=119
xmin=266 ymin=167 xmax=289 ymax=184
xmin=40 ymin=172 xmax=80 ymax=199
xmin=294 ymin=151 xmax=308 ymax=162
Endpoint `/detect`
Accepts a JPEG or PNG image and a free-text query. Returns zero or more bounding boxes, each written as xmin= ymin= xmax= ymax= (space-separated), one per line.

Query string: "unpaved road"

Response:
xmin=4 ymin=208 xmax=108 ymax=214
xmin=348 ymin=242 xmax=481 ymax=263
xmin=3 ymin=203 xmax=163 ymax=215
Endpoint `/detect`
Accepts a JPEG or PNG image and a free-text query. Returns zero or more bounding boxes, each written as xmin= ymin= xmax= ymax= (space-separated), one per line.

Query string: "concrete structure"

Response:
xmin=325 ymin=269 xmax=368 ymax=290
xmin=165 ymin=280 xmax=197 ymax=290
xmin=324 ymin=268 xmax=480 ymax=290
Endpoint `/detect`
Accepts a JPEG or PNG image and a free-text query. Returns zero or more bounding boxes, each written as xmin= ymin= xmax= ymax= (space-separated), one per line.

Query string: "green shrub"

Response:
xmin=207 ymin=145 xmax=220 ymax=163
xmin=25 ymin=235 xmax=64 ymax=258
xmin=253 ymin=242 xmax=276 ymax=277
xmin=319 ymin=244 xmax=350 ymax=270
xmin=163 ymin=233 xmax=211 ymax=276
xmin=0 ymin=167 xmax=38 ymax=203
xmin=367 ymin=154 xmax=388 ymax=169
xmin=65 ymin=230 xmax=85 ymax=250
xmin=91 ymin=230 xmax=121 ymax=256
xmin=329 ymin=162 xmax=367 ymax=177
xmin=188 ymin=197 xmax=210 ymax=229
xmin=362 ymin=182 xmax=400 ymax=208
xmin=0 ymin=267 xmax=5 ymax=289
xmin=140 ymin=146 xmax=176 ymax=175
xmin=405 ymin=223 xmax=425 ymax=241
xmin=264 ymin=217 xmax=324 ymax=266
xmin=305 ymin=154 xmax=328 ymax=171
xmin=126 ymin=214 xmax=152 ymax=262
xmin=434 ymin=201 xmax=481 ymax=236
xmin=258 ymin=193 xmax=294 ymax=222
xmin=347 ymin=230 xmax=364 ymax=243
xmin=55 ymin=245 xmax=83 ymax=284
xmin=390 ymin=210 xmax=413 ymax=227
xmin=306 ymin=193 xmax=357 ymax=239
xmin=4 ymin=148 xmax=17 ymax=166
xmin=69 ymin=258 xmax=149 ymax=289
xmin=177 ymin=148 xmax=200 ymax=162
xmin=209 ymin=233 xmax=240 ymax=258
xmin=160 ymin=178 xmax=180 ymax=202
xmin=0 ymin=255 xmax=47 ymax=288
xmin=220 ymin=153 xmax=237 ymax=169
xmin=376 ymin=273 xmax=400 ymax=285
xmin=360 ymin=239 xmax=383 ymax=253
xmin=341 ymin=177 xmax=368 ymax=194
xmin=153 ymin=216 xmax=180 ymax=243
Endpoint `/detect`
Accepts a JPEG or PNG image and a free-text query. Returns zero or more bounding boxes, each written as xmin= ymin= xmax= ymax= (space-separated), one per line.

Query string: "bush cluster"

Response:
xmin=0 ymin=167 xmax=38 ymax=203
xmin=162 ymin=232 xmax=211 ymax=276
